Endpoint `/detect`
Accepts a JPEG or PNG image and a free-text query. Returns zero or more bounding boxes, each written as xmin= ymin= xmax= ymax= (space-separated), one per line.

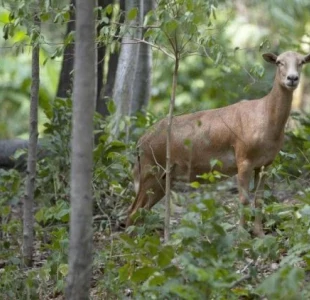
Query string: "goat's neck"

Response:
xmin=264 ymin=76 xmax=293 ymax=137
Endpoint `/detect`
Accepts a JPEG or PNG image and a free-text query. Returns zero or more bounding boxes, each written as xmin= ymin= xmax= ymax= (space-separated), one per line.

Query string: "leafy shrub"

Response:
xmin=3 ymin=100 xmax=310 ymax=299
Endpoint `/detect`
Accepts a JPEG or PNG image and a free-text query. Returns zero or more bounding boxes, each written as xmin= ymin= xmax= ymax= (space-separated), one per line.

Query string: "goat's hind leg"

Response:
xmin=253 ymin=167 xmax=266 ymax=237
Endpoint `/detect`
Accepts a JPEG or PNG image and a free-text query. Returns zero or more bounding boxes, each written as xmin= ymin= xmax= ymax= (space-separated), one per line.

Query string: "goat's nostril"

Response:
xmin=287 ymin=75 xmax=299 ymax=81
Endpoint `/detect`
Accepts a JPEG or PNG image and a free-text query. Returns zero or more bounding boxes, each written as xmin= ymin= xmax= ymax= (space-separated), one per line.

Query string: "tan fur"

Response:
xmin=126 ymin=51 xmax=310 ymax=236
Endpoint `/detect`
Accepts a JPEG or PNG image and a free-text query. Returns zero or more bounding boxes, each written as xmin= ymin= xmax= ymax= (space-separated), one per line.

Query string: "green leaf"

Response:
xmin=40 ymin=12 xmax=50 ymax=22
xmin=190 ymin=181 xmax=200 ymax=188
xmin=131 ymin=266 xmax=157 ymax=283
xmin=256 ymin=266 xmax=304 ymax=298
xmin=58 ymin=264 xmax=68 ymax=276
xmin=168 ymin=282 xmax=202 ymax=300
xmin=107 ymin=99 xmax=115 ymax=114
xmin=148 ymin=273 xmax=166 ymax=286
xmin=35 ymin=208 xmax=45 ymax=223
xmin=144 ymin=28 xmax=159 ymax=40
xmin=119 ymin=119 xmax=126 ymax=132
xmin=157 ymin=246 xmax=174 ymax=267
xmin=119 ymin=263 xmax=131 ymax=282
xmin=164 ymin=265 xmax=179 ymax=277
xmin=186 ymin=0 xmax=193 ymax=11
xmin=197 ymin=173 xmax=208 ymax=180
xmin=53 ymin=12 xmax=62 ymax=23
xmin=8 ymin=12 xmax=14 ymax=21
xmin=144 ymin=236 xmax=161 ymax=256
xmin=164 ymin=19 xmax=179 ymax=34
xmin=3 ymin=24 xmax=9 ymax=40
xmin=57 ymin=209 xmax=70 ymax=223
xmin=215 ymin=52 xmax=222 ymax=65
xmin=187 ymin=265 xmax=210 ymax=281
xmin=4 ymin=240 xmax=10 ymax=249
xmin=212 ymin=222 xmax=225 ymax=235
xmin=211 ymin=5 xmax=217 ymax=20
xmin=109 ymin=140 xmax=126 ymax=148
xmin=101 ymin=16 xmax=109 ymax=24
xmin=210 ymin=158 xmax=222 ymax=169
xmin=176 ymin=227 xmax=199 ymax=239
xmin=105 ymin=4 xmax=113 ymax=15
xmin=208 ymin=174 xmax=215 ymax=183
xmin=120 ymin=233 xmax=136 ymax=247
xmin=63 ymin=11 xmax=70 ymax=22
xmin=127 ymin=7 xmax=138 ymax=21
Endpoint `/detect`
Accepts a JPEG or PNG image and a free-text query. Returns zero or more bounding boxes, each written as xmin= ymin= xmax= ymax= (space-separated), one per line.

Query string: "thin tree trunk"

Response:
xmin=95 ymin=0 xmax=107 ymax=116
xmin=131 ymin=0 xmax=153 ymax=114
xmin=165 ymin=56 xmax=179 ymax=242
xmin=99 ymin=0 xmax=125 ymax=116
xmin=96 ymin=43 xmax=105 ymax=114
xmin=65 ymin=0 xmax=96 ymax=298
xmin=96 ymin=52 xmax=120 ymax=116
xmin=112 ymin=0 xmax=139 ymax=136
xmin=23 ymin=7 xmax=41 ymax=267
xmin=56 ymin=0 xmax=75 ymax=98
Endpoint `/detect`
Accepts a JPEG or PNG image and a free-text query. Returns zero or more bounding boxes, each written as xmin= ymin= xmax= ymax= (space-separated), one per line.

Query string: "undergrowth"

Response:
xmin=0 ymin=102 xmax=310 ymax=299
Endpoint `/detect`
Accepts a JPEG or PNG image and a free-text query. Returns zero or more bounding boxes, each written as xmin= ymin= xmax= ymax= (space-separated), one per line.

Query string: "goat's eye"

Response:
xmin=276 ymin=61 xmax=282 ymax=66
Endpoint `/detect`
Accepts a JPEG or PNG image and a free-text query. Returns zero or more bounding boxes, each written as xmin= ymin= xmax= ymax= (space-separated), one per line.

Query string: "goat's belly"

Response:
xmin=250 ymin=141 xmax=282 ymax=169
xmin=172 ymin=149 xmax=237 ymax=182
xmin=206 ymin=150 xmax=237 ymax=175
xmin=252 ymin=152 xmax=277 ymax=169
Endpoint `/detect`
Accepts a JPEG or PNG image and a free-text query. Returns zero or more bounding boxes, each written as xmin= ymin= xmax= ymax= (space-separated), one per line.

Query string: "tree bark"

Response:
xmin=95 ymin=0 xmax=107 ymax=116
xmin=101 ymin=0 xmax=125 ymax=115
xmin=65 ymin=0 xmax=96 ymax=298
xmin=131 ymin=0 xmax=153 ymax=114
xmin=96 ymin=0 xmax=124 ymax=117
xmin=96 ymin=51 xmax=119 ymax=117
xmin=23 ymin=7 xmax=40 ymax=267
xmin=165 ymin=56 xmax=179 ymax=242
xmin=56 ymin=0 xmax=76 ymax=98
xmin=112 ymin=0 xmax=139 ymax=136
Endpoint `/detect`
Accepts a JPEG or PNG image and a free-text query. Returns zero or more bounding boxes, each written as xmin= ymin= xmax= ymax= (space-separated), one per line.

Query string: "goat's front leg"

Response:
xmin=237 ymin=161 xmax=252 ymax=228
xmin=253 ymin=167 xmax=266 ymax=237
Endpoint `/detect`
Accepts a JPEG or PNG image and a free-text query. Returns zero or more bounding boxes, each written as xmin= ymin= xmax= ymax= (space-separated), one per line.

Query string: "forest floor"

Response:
xmin=86 ymin=175 xmax=309 ymax=299
xmin=2 ymin=175 xmax=308 ymax=299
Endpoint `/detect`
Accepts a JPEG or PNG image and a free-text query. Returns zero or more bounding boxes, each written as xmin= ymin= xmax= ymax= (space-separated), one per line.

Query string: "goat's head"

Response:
xmin=263 ymin=51 xmax=310 ymax=90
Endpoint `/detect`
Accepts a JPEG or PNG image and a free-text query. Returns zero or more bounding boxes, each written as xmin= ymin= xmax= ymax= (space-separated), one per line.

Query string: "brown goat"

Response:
xmin=126 ymin=51 xmax=310 ymax=236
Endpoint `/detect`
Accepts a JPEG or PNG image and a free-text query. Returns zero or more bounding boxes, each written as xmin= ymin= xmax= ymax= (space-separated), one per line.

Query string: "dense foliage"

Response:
xmin=1 ymin=0 xmax=310 ymax=299
xmin=1 ymin=99 xmax=310 ymax=298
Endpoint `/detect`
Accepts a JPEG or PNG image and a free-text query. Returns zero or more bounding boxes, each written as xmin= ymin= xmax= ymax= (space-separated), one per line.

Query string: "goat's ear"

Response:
xmin=302 ymin=54 xmax=310 ymax=64
xmin=262 ymin=53 xmax=278 ymax=64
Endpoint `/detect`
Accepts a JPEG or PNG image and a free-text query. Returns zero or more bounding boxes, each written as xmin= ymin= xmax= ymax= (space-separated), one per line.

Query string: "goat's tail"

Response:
xmin=133 ymin=147 xmax=141 ymax=194
xmin=126 ymin=147 xmax=141 ymax=219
